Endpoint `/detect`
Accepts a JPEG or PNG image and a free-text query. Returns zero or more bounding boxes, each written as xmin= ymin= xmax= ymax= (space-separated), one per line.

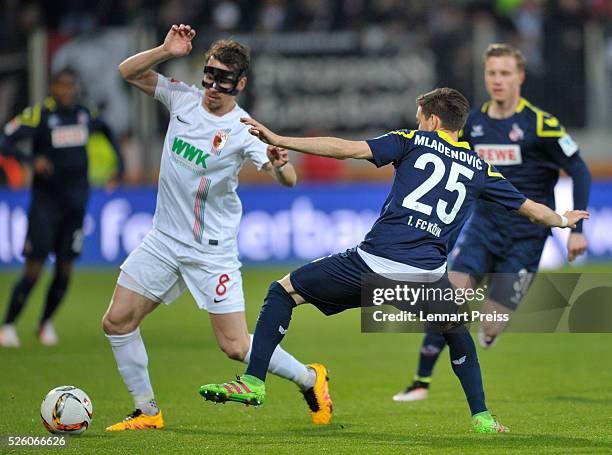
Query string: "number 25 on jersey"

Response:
xmin=402 ymin=153 xmax=474 ymax=225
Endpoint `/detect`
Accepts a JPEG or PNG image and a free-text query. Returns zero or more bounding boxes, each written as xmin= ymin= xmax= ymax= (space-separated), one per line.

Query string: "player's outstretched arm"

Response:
xmin=518 ymin=199 xmax=589 ymax=229
xmin=240 ymin=117 xmax=373 ymax=160
xmin=118 ymin=24 xmax=196 ymax=96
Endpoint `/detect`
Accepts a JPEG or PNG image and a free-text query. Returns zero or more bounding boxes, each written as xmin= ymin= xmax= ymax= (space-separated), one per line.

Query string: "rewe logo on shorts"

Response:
xmin=172 ymin=137 xmax=211 ymax=169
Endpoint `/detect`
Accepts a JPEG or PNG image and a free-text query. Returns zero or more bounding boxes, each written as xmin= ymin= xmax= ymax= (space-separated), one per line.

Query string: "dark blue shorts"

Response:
xmin=24 ymin=193 xmax=85 ymax=260
xmin=290 ymin=248 xmax=459 ymax=329
xmin=450 ymin=228 xmax=547 ymax=310
xmin=290 ymin=248 xmax=370 ymax=316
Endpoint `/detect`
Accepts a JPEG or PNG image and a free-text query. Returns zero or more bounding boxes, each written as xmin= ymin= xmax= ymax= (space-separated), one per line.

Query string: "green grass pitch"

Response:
xmin=0 ymin=266 xmax=611 ymax=454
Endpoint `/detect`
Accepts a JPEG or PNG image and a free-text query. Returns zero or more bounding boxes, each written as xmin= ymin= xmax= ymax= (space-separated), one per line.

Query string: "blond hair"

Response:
xmin=484 ymin=43 xmax=526 ymax=72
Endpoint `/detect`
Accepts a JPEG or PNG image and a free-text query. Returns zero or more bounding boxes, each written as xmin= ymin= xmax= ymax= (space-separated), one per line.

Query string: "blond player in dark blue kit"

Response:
xmin=198 ymin=87 xmax=589 ymax=433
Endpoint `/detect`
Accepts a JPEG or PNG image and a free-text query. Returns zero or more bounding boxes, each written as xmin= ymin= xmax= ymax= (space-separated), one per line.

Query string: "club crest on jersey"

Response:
xmin=211 ymin=129 xmax=230 ymax=156
xmin=470 ymin=124 xmax=484 ymax=137
xmin=509 ymin=123 xmax=524 ymax=142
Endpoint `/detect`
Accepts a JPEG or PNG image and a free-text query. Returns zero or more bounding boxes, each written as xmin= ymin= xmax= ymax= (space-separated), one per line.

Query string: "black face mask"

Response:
xmin=202 ymin=66 xmax=244 ymax=96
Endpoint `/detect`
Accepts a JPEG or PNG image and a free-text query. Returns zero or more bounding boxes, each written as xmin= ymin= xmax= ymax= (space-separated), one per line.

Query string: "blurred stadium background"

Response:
xmin=0 ymin=0 xmax=611 ymax=269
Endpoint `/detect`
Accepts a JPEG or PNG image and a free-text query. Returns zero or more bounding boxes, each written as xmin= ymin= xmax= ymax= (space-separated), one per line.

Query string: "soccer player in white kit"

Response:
xmin=103 ymin=24 xmax=332 ymax=431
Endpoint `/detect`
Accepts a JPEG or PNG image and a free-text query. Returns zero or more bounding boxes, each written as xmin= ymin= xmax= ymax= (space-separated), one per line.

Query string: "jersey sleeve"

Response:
xmin=0 ymin=103 xmax=43 ymax=161
xmin=479 ymin=163 xmax=527 ymax=211
xmin=366 ymin=130 xmax=415 ymax=167
xmin=154 ymin=74 xmax=199 ymax=114
xmin=242 ymin=127 xmax=269 ymax=170
xmin=539 ymin=126 xmax=591 ymax=232
xmin=532 ymin=110 xmax=581 ymax=162
xmin=538 ymin=118 xmax=581 ymax=165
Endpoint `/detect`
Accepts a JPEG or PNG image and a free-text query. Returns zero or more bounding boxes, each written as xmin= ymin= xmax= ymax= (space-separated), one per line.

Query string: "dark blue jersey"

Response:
xmin=461 ymin=97 xmax=591 ymax=237
xmin=0 ymin=97 xmax=123 ymax=208
xmin=360 ymin=129 xmax=526 ymax=270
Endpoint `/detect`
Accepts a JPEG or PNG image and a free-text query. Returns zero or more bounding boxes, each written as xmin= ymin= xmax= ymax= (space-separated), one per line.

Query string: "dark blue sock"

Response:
xmin=443 ymin=326 xmax=487 ymax=415
xmin=40 ymin=274 xmax=69 ymax=325
xmin=245 ymin=281 xmax=296 ymax=382
xmin=416 ymin=331 xmax=446 ymax=380
xmin=4 ymin=276 xmax=37 ymax=324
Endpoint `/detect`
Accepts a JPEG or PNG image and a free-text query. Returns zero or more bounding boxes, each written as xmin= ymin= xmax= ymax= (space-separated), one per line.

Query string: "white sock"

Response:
xmin=106 ymin=328 xmax=159 ymax=416
xmin=243 ymin=334 xmax=316 ymax=390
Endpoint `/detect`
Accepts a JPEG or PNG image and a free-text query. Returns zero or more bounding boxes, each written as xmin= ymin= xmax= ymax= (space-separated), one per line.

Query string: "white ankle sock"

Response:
xmin=243 ymin=334 xmax=315 ymax=390
xmin=106 ymin=328 xmax=158 ymax=415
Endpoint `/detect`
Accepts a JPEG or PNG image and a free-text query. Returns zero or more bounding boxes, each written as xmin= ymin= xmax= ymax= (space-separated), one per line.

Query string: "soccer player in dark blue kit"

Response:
xmin=394 ymin=44 xmax=592 ymax=403
xmin=0 ymin=68 xmax=123 ymax=347
xmin=198 ymin=87 xmax=589 ymax=433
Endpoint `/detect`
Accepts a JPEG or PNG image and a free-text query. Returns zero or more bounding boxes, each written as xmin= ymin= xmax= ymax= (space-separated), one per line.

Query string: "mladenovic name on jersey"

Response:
xmin=171 ymin=137 xmax=212 ymax=170
xmin=413 ymin=134 xmax=483 ymax=170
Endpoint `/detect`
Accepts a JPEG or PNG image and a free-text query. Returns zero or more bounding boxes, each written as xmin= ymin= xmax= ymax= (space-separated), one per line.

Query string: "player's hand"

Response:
xmin=267 ymin=145 xmax=289 ymax=168
xmin=33 ymin=156 xmax=53 ymax=176
xmin=241 ymin=117 xmax=282 ymax=146
xmin=563 ymin=210 xmax=590 ymax=230
xmin=162 ymin=24 xmax=196 ymax=58
xmin=567 ymin=232 xmax=588 ymax=262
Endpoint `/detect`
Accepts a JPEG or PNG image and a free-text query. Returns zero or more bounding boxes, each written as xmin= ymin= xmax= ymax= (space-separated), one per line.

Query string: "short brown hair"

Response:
xmin=416 ymin=87 xmax=470 ymax=132
xmin=484 ymin=43 xmax=526 ymax=72
xmin=203 ymin=39 xmax=250 ymax=75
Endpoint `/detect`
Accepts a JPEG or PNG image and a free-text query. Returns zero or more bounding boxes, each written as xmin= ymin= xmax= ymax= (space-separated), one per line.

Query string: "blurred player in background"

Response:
xmin=103 ymin=24 xmax=331 ymax=432
xmin=0 ymin=68 xmax=124 ymax=348
xmin=393 ymin=43 xmax=591 ymax=403
xmin=199 ymin=87 xmax=589 ymax=433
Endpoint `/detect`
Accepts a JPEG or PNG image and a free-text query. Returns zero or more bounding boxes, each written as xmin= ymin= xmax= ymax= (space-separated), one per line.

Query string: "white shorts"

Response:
xmin=118 ymin=228 xmax=245 ymax=314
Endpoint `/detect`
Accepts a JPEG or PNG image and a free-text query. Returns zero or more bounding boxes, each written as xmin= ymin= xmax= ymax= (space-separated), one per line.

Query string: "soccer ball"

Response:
xmin=40 ymin=386 xmax=93 ymax=435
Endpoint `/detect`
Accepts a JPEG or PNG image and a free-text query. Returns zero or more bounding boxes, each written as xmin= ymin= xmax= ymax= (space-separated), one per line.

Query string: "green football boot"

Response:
xmin=199 ymin=375 xmax=265 ymax=406
xmin=471 ymin=411 xmax=509 ymax=433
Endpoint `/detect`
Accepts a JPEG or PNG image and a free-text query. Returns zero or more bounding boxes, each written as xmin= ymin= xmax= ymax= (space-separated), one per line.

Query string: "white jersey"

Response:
xmin=152 ymin=74 xmax=269 ymax=255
